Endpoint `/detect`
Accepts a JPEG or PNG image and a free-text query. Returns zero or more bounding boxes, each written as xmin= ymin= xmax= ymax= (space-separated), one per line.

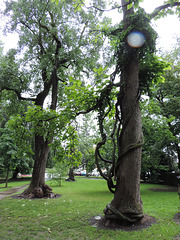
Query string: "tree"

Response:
xmin=76 ymin=114 xmax=98 ymax=175
xmin=0 ymin=124 xmax=32 ymax=187
xmin=141 ymin=110 xmax=177 ymax=183
xmin=1 ymin=0 xmax=108 ymax=197
xmin=0 ymin=128 xmax=18 ymax=187
xmin=155 ymin=46 xmax=180 ymax=169
xmin=105 ymin=0 xmax=180 ymax=223
xmin=63 ymin=125 xmax=82 ymax=181
xmin=103 ymin=0 xmax=180 ymax=223
xmin=0 ymin=65 xmax=34 ymax=179
xmin=73 ymin=0 xmax=180 ymax=223
xmin=141 ymin=43 xmax=180 ymax=184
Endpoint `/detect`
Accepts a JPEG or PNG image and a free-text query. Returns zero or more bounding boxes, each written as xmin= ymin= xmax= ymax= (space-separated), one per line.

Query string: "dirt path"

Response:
xmin=0 ymin=184 xmax=28 ymax=200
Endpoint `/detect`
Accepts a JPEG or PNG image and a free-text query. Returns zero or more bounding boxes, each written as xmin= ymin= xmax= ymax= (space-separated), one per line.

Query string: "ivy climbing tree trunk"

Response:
xmin=104 ymin=1 xmax=143 ymax=222
xmin=104 ymin=56 xmax=143 ymax=222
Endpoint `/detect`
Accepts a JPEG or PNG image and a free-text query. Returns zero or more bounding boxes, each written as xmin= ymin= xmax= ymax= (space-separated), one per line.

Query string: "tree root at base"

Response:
xmin=21 ymin=184 xmax=57 ymax=199
xmin=104 ymin=204 xmax=144 ymax=223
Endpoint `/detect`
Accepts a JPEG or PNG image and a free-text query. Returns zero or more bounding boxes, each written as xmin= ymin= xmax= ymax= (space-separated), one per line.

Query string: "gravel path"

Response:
xmin=0 ymin=184 xmax=28 ymax=200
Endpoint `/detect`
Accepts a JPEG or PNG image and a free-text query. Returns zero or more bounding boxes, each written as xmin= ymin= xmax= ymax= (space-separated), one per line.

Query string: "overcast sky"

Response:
xmin=0 ymin=0 xmax=179 ymax=53
xmin=141 ymin=0 xmax=180 ymax=51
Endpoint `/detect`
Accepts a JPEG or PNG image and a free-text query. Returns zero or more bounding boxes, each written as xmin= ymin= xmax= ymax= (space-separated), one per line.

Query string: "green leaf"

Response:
xmin=134 ymin=0 xmax=139 ymax=9
xmin=127 ymin=3 xmax=133 ymax=10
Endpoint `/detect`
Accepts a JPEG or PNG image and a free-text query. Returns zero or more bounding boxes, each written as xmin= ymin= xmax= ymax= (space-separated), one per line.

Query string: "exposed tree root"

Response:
xmin=104 ymin=204 xmax=144 ymax=223
xmin=90 ymin=214 xmax=156 ymax=231
xmin=20 ymin=184 xmax=57 ymax=199
xmin=65 ymin=178 xmax=75 ymax=182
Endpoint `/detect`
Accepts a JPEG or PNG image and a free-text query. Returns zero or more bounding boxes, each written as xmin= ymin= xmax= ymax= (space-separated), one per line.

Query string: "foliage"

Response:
xmin=0 ymin=126 xmax=32 ymax=186
xmin=7 ymin=115 xmax=34 ymax=158
xmin=141 ymin=109 xmax=177 ymax=183
xmin=139 ymin=55 xmax=170 ymax=95
xmin=152 ymin=0 xmax=180 ymax=19
xmin=0 ymin=128 xmax=18 ymax=172
xmin=76 ymin=114 xmax=98 ymax=174
xmin=49 ymin=124 xmax=83 ymax=176
xmin=46 ymin=162 xmax=68 ymax=186
xmin=1 ymin=0 xmax=111 ymax=192
xmin=63 ymin=125 xmax=82 ymax=168
xmin=114 ymin=9 xmax=156 ymax=59
xmin=141 ymin=43 xmax=180 ymax=184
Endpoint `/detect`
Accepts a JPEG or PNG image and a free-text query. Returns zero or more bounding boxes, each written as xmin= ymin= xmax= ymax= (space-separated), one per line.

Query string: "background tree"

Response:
xmin=1 ymin=0 xmax=108 ymax=197
xmin=76 ymin=114 xmax=97 ymax=175
xmin=0 ymin=49 xmax=34 ymax=179
xmin=0 ymin=128 xmax=18 ymax=187
xmin=155 ymin=46 xmax=180 ymax=169
xmin=0 ymin=124 xmax=32 ymax=187
xmin=63 ymin=125 xmax=82 ymax=181
xmin=141 ymin=43 xmax=180 ymax=184
xmin=141 ymin=111 xmax=177 ymax=183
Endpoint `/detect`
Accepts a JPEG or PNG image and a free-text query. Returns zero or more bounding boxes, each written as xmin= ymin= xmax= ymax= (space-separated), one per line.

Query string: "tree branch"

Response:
xmin=1 ymin=87 xmax=35 ymax=101
xmin=79 ymin=0 xmax=130 ymax=12
xmin=19 ymin=20 xmax=36 ymax=35
xmin=150 ymin=2 xmax=180 ymax=19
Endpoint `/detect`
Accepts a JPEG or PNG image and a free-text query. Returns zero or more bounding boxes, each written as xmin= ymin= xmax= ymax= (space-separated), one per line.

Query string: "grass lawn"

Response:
xmin=0 ymin=180 xmax=30 ymax=192
xmin=0 ymin=178 xmax=180 ymax=240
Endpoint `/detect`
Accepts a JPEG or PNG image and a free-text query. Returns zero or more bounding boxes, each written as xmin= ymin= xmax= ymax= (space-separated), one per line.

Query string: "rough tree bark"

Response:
xmin=66 ymin=166 xmax=75 ymax=182
xmin=22 ymin=68 xmax=59 ymax=198
xmin=104 ymin=0 xmax=143 ymax=222
xmin=23 ymin=135 xmax=54 ymax=198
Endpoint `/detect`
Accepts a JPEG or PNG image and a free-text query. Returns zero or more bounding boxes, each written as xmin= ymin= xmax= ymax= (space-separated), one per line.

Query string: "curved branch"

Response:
xmin=115 ymin=139 xmax=144 ymax=174
xmin=150 ymin=2 xmax=180 ymax=19
xmin=1 ymin=87 xmax=35 ymax=101
xmin=97 ymin=149 xmax=112 ymax=164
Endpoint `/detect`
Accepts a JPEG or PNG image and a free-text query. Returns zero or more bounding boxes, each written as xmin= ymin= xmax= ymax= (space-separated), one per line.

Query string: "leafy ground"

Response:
xmin=0 ymin=178 xmax=180 ymax=240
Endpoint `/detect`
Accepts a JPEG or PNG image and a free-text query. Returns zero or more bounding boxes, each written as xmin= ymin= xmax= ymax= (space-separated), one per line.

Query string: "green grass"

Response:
xmin=0 ymin=180 xmax=30 ymax=192
xmin=0 ymin=178 xmax=180 ymax=240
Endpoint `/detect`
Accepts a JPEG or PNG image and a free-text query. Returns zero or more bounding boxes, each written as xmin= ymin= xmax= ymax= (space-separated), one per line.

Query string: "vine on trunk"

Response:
xmin=94 ymin=8 xmax=158 ymax=222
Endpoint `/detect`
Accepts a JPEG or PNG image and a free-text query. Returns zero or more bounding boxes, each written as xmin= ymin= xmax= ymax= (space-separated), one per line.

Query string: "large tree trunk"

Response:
xmin=104 ymin=1 xmax=143 ymax=223
xmin=22 ymin=134 xmax=54 ymax=198
xmin=104 ymin=55 xmax=143 ymax=222
xmin=22 ymin=68 xmax=58 ymax=198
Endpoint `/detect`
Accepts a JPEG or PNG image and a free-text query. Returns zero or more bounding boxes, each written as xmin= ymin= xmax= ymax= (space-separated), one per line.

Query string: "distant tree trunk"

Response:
xmin=104 ymin=0 xmax=143 ymax=223
xmin=66 ymin=166 xmax=75 ymax=181
xmin=175 ymin=143 xmax=180 ymax=170
xmin=12 ymin=167 xmax=20 ymax=180
xmin=5 ymin=168 xmax=9 ymax=188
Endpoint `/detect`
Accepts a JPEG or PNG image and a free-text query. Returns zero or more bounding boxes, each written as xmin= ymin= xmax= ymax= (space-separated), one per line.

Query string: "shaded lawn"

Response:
xmin=0 ymin=178 xmax=179 ymax=240
xmin=0 ymin=180 xmax=31 ymax=192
